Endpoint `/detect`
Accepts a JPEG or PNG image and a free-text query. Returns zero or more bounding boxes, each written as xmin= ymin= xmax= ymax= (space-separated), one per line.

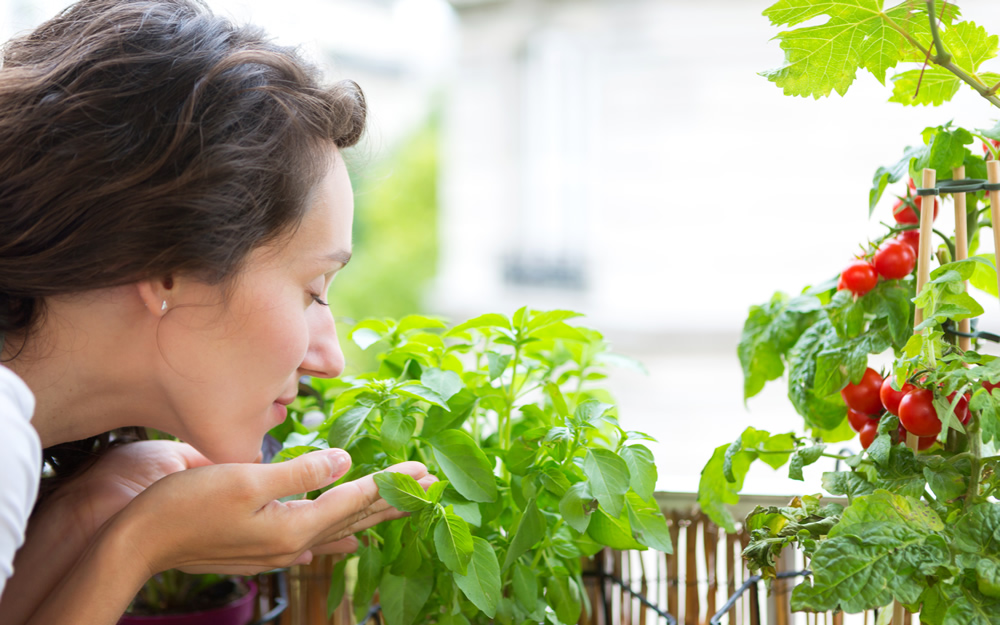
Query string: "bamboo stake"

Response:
xmin=990 ymin=161 xmax=1000 ymax=300
xmin=954 ymin=166 xmax=971 ymax=352
xmin=910 ymin=168 xmax=937 ymax=453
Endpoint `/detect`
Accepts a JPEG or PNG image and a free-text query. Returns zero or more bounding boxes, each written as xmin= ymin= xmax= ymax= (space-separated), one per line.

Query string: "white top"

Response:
xmin=0 ymin=365 xmax=39 ymax=601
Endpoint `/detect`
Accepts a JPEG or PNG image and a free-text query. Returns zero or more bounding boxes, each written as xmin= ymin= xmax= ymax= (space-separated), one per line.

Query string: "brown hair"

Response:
xmin=0 ymin=0 xmax=366 ymax=497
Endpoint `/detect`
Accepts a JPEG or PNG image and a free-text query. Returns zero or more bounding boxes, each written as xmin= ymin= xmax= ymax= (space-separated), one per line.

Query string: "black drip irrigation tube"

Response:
xmin=708 ymin=570 xmax=810 ymax=625
xmin=582 ymin=568 xmax=677 ymax=625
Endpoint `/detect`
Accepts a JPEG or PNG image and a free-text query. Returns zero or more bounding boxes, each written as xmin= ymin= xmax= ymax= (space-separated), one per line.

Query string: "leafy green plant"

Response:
xmin=697 ymin=2 xmax=1000 ymax=623
xmin=270 ymin=308 xmax=671 ymax=625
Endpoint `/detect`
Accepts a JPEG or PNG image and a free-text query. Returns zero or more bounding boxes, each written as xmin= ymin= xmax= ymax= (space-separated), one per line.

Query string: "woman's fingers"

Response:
xmin=311 ymin=461 xmax=431 ymax=522
xmin=256 ymin=449 xmax=353 ymax=502
xmin=310 ymin=537 xmax=359 ymax=555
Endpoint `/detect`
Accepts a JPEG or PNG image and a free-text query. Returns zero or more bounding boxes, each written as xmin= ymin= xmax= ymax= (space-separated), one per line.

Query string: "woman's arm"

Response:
xmin=7 ymin=449 xmax=431 ymax=624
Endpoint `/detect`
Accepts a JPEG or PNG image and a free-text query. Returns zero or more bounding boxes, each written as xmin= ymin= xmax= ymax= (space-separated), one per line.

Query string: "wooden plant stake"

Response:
xmin=910 ymin=168 xmax=937 ymax=453
xmin=990 ymin=161 xmax=1000 ymax=300
xmin=953 ymin=166 xmax=971 ymax=352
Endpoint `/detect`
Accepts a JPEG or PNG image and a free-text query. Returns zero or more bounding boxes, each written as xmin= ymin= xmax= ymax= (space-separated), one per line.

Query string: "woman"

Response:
xmin=0 ymin=0 xmax=433 ymax=622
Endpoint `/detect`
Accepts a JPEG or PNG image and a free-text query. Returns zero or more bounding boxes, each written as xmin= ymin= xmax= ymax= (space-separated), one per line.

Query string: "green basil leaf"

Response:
xmin=454 ymin=536 xmax=501 ymax=618
xmin=428 ymin=429 xmax=497 ymax=503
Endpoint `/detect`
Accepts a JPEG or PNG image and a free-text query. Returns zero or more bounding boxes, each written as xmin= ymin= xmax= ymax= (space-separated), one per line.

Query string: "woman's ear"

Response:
xmin=136 ymin=276 xmax=175 ymax=317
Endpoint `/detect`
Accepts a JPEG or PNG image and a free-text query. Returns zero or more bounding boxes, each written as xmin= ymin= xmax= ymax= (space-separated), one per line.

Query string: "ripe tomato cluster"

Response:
xmin=841 ymin=367 xmax=972 ymax=451
xmin=837 ymin=180 xmax=925 ymax=297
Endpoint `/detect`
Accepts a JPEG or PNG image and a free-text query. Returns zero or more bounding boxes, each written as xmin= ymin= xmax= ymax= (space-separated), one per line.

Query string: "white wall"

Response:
xmin=435 ymin=0 xmax=1000 ymax=494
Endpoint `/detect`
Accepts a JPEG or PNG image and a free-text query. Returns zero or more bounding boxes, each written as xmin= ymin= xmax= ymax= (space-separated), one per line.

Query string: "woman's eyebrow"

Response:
xmin=323 ymin=250 xmax=352 ymax=267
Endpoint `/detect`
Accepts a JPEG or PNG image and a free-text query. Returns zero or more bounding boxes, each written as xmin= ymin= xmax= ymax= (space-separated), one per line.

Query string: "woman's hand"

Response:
xmin=0 ymin=440 xmax=215 ymax=625
xmin=118 ymin=448 xmax=433 ymax=576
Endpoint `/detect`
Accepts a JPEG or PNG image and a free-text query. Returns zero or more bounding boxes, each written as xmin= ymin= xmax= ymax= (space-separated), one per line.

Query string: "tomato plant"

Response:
xmin=700 ymin=2 xmax=1000 ymax=622
xmin=270 ymin=308 xmax=670 ymax=625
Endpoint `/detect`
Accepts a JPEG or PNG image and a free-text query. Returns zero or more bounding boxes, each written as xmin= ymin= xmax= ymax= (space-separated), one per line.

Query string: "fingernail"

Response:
xmin=327 ymin=449 xmax=350 ymax=474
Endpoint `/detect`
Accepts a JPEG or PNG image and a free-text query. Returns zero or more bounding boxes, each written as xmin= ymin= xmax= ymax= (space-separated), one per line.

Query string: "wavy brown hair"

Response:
xmin=0 ymin=0 xmax=366 ymax=497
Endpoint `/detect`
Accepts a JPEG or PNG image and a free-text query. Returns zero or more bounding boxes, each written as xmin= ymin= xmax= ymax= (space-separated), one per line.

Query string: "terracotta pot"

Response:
xmin=117 ymin=580 xmax=257 ymax=625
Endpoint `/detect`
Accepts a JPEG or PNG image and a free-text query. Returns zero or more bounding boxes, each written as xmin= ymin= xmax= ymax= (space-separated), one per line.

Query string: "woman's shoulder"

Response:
xmin=0 ymin=364 xmax=35 ymax=421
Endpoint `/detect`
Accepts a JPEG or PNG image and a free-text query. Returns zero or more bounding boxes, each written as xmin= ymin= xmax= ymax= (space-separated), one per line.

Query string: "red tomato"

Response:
xmin=880 ymin=375 xmax=916 ymax=416
xmin=918 ymin=435 xmax=937 ymax=450
xmin=838 ymin=261 xmax=878 ymax=297
xmin=847 ymin=408 xmax=878 ymax=433
xmin=860 ymin=421 xmax=879 ymax=450
xmin=841 ymin=368 xmax=885 ymax=415
xmin=946 ymin=392 xmax=970 ymax=426
xmin=892 ymin=195 xmax=938 ymax=224
xmin=898 ymin=389 xmax=941 ymax=437
xmin=983 ymin=380 xmax=1000 ymax=393
xmin=896 ymin=230 xmax=920 ymax=256
xmin=983 ymin=139 xmax=1000 ymax=159
xmin=874 ymin=239 xmax=916 ymax=280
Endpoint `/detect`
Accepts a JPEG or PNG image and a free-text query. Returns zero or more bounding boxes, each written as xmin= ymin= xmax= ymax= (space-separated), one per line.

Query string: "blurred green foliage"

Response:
xmin=335 ymin=116 xmax=440 ymax=374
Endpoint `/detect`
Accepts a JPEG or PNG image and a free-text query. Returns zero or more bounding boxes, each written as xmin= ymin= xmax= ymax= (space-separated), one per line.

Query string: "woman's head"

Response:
xmin=0 ymin=0 xmax=364 ymax=338
xmin=0 ymin=0 xmax=365 ymax=462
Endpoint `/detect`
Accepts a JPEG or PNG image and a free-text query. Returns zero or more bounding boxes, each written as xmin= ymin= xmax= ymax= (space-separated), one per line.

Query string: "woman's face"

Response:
xmin=155 ymin=148 xmax=353 ymax=463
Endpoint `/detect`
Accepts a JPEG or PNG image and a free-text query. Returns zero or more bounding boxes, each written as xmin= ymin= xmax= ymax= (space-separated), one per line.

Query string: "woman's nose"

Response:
xmin=299 ymin=306 xmax=345 ymax=379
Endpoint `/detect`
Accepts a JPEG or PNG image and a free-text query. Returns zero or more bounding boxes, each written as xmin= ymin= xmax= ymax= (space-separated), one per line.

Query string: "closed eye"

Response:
xmin=311 ymin=293 xmax=329 ymax=307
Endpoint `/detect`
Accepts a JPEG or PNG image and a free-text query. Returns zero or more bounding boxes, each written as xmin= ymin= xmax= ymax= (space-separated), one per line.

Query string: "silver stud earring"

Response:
xmin=161 ymin=300 xmax=167 ymax=312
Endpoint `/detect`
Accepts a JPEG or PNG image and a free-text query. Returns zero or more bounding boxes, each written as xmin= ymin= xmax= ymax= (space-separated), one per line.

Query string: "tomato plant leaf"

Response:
xmin=380 ymin=572 xmax=434 ymax=625
xmin=374 ymin=471 xmax=432 ymax=512
xmin=503 ymin=498 xmax=546 ymax=571
xmin=789 ymin=444 xmax=826 ymax=481
xmin=822 ymin=470 xmax=876 ymax=502
xmin=619 ymin=444 xmax=657 ymax=500
xmin=434 ymin=509 xmax=474 ymax=575
xmin=428 ymin=429 xmax=498 ymax=503
xmin=582 ymin=448 xmax=631 ymax=517
xmin=328 ymin=402 xmax=375 ymax=450
xmin=454 ymin=537 xmax=502 ymax=618
xmin=738 ymin=292 xmax=821 ymax=401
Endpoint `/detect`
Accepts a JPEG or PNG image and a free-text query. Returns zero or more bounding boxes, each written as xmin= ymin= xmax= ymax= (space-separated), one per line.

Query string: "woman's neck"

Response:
xmin=4 ymin=288 xmax=167 ymax=447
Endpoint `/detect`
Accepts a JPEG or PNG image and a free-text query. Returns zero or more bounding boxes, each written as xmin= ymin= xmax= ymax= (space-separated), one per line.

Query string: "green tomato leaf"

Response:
xmin=428 ymin=429 xmax=498 ymax=503
xmin=380 ymin=572 xmax=434 ymax=625
xmin=789 ymin=444 xmax=826 ymax=481
xmin=738 ymin=292 xmax=821 ymax=401
xmin=582 ymin=448 xmax=631 ymax=518
xmin=454 ymin=536 xmax=502 ymax=618
xmin=374 ymin=471 xmax=432 ymax=512
xmin=434 ymin=509 xmax=474 ymax=575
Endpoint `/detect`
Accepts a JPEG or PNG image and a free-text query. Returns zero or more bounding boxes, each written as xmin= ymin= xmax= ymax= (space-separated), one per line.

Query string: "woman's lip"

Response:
xmin=272 ymin=401 xmax=288 ymax=422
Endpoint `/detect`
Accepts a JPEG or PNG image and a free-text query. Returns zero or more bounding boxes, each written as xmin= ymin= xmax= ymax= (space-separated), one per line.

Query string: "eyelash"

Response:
xmin=310 ymin=293 xmax=329 ymax=307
